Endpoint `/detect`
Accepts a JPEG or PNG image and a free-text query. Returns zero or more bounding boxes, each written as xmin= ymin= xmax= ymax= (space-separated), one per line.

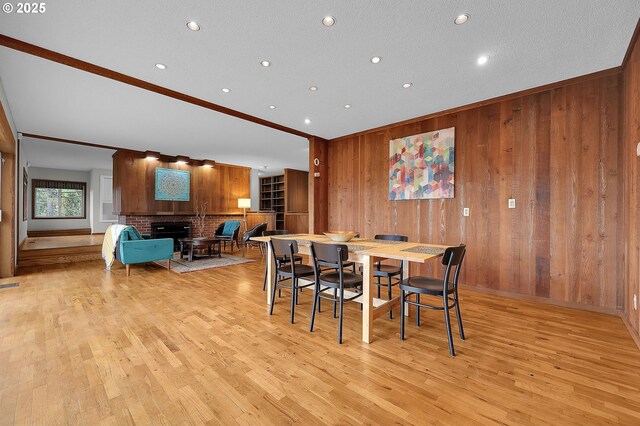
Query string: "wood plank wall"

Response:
xmin=623 ymin=28 xmax=640 ymax=340
xmin=326 ymin=75 xmax=622 ymax=311
xmin=284 ymin=168 xmax=309 ymax=213
xmin=112 ymin=150 xmax=250 ymax=215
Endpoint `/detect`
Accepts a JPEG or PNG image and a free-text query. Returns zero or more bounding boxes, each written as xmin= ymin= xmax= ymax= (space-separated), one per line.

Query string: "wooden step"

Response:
xmin=18 ymin=244 xmax=102 ymax=267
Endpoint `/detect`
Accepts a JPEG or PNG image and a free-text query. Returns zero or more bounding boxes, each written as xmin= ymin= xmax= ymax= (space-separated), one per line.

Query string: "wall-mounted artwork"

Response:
xmin=389 ymin=127 xmax=455 ymax=200
xmin=155 ymin=168 xmax=190 ymax=201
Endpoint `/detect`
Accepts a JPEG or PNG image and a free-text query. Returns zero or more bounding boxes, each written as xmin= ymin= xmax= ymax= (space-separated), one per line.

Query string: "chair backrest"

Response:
xmin=214 ymin=222 xmax=225 ymax=236
xmin=242 ymin=222 xmax=268 ymax=242
xmin=310 ymin=242 xmax=349 ymax=277
xmin=222 ymin=220 xmax=241 ymax=236
xmin=374 ymin=234 xmax=408 ymax=242
xmin=441 ymin=244 xmax=466 ymax=287
xmin=269 ymin=238 xmax=299 ymax=258
xmin=262 ymin=230 xmax=290 ymax=236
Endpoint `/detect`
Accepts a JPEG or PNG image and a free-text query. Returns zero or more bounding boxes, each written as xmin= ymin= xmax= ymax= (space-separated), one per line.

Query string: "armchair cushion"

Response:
xmin=222 ymin=220 xmax=241 ymax=236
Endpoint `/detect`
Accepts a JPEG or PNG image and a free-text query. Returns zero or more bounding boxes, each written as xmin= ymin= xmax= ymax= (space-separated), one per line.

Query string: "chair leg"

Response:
xmin=416 ymin=294 xmax=421 ymax=326
xmin=400 ymin=289 xmax=405 ymax=340
xmin=377 ymin=277 xmax=381 ymax=298
xmin=444 ymin=294 xmax=455 ymax=356
xmin=269 ymin=275 xmax=278 ymax=315
xmin=333 ymin=289 xmax=338 ymax=318
xmin=455 ymin=290 xmax=465 ymax=340
xmin=310 ymin=284 xmax=319 ymax=332
xmin=126 ymin=264 xmax=131 ymax=276
xmin=262 ymin=262 xmax=268 ymax=291
xmin=388 ymin=276 xmax=393 ymax=320
xmin=290 ymin=278 xmax=297 ymax=324
xmin=338 ymin=287 xmax=345 ymax=344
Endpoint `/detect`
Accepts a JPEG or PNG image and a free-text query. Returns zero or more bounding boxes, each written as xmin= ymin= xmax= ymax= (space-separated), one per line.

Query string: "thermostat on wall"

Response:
xmin=637 ymin=142 xmax=640 ymax=157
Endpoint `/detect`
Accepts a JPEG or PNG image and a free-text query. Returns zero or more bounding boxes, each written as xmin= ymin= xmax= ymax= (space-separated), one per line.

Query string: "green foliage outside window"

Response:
xmin=33 ymin=181 xmax=85 ymax=218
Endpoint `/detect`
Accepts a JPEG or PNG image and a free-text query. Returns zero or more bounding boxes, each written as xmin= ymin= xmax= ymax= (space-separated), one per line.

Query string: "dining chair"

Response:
xmin=268 ymin=238 xmax=314 ymax=324
xmin=359 ymin=234 xmax=408 ymax=319
xmin=262 ymin=230 xmax=303 ymax=291
xmin=309 ymin=242 xmax=363 ymax=344
xmin=241 ymin=222 xmax=268 ymax=256
xmin=399 ymin=244 xmax=466 ymax=356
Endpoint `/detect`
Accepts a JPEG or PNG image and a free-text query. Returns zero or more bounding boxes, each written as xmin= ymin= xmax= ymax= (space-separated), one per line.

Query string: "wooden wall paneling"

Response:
xmin=246 ymin=212 xmax=276 ymax=230
xmin=113 ymin=150 xmax=250 ymax=215
xmin=308 ymin=137 xmax=328 ymax=234
xmin=284 ymin=213 xmax=309 ymax=234
xmin=284 ymin=168 xmax=309 ymax=213
xmin=326 ymin=74 xmax=623 ymax=311
xmin=623 ymin=25 xmax=640 ymax=338
xmin=0 ymin=153 xmax=15 ymax=277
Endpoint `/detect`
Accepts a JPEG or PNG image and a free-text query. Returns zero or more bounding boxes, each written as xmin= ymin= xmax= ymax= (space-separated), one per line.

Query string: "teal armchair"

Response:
xmin=214 ymin=220 xmax=241 ymax=252
xmin=117 ymin=227 xmax=174 ymax=275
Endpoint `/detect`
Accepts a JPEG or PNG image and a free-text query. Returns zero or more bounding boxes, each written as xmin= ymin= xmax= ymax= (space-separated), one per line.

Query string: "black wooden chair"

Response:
xmin=309 ymin=242 xmax=363 ymax=344
xmin=399 ymin=244 xmax=466 ymax=356
xmin=268 ymin=238 xmax=314 ymax=324
xmin=242 ymin=222 xmax=268 ymax=256
xmin=359 ymin=234 xmax=408 ymax=319
xmin=262 ymin=230 xmax=303 ymax=291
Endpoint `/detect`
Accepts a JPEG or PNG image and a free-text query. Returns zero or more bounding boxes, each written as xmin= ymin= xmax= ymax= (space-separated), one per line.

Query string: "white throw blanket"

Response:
xmin=102 ymin=224 xmax=128 ymax=270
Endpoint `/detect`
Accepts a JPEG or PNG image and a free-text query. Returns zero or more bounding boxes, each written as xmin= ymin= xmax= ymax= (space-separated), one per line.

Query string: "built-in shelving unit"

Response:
xmin=260 ymin=175 xmax=285 ymax=230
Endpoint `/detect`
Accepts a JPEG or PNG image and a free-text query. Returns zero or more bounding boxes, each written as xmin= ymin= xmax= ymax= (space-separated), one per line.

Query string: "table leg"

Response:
xmin=188 ymin=245 xmax=194 ymax=262
xmin=403 ymin=259 xmax=411 ymax=317
xmin=362 ymin=255 xmax=374 ymax=344
xmin=266 ymin=243 xmax=274 ymax=306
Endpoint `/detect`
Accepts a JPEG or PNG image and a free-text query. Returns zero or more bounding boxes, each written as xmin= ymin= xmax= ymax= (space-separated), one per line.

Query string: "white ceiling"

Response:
xmin=0 ymin=1 xmax=638 ymax=170
xmin=21 ymin=138 xmax=114 ymax=171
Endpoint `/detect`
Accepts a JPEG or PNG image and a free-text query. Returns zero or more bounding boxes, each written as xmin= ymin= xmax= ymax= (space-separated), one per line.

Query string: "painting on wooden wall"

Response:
xmin=155 ymin=168 xmax=190 ymax=201
xmin=389 ymin=127 xmax=455 ymax=200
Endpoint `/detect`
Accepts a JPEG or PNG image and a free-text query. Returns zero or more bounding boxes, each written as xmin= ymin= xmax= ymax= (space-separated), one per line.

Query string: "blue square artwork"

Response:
xmin=155 ymin=168 xmax=190 ymax=201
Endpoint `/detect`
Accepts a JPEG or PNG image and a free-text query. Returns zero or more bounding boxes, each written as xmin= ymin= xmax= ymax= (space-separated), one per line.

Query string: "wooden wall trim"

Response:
xmin=0 ymin=96 xmax=16 ymax=277
xmin=332 ymin=67 xmax=621 ymax=142
xmin=21 ymin=132 xmax=125 ymax=151
xmin=0 ymin=35 xmax=314 ymax=140
xmin=621 ymin=314 xmax=640 ymax=350
xmin=27 ymin=228 xmax=92 ymax=237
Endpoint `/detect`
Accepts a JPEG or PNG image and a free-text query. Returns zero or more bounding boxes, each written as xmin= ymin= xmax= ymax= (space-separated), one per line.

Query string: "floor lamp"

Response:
xmin=237 ymin=198 xmax=251 ymax=232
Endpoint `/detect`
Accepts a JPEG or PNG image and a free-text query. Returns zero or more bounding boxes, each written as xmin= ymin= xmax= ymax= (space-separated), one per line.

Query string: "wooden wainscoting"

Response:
xmin=246 ymin=211 xmax=276 ymax=230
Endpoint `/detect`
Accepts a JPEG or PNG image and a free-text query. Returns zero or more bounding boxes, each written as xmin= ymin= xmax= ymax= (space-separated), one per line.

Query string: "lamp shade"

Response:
xmin=237 ymin=198 xmax=251 ymax=209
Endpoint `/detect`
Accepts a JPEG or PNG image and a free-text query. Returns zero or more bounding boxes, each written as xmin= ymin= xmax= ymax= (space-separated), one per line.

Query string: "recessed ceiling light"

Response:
xmin=260 ymin=60 xmax=271 ymax=67
xmin=221 ymin=88 xmax=230 ymax=93
xmin=402 ymin=82 xmax=413 ymax=89
xmin=304 ymin=118 xmax=311 ymax=124
xmin=186 ymin=21 xmax=200 ymax=31
xmin=155 ymin=63 xmax=167 ymax=70
xmin=269 ymin=105 xmax=276 ymax=109
xmin=322 ymin=16 xmax=336 ymax=27
xmin=309 ymin=86 xmax=318 ymax=91
xmin=477 ymin=55 xmax=488 ymax=65
xmin=371 ymin=56 xmax=381 ymax=64
xmin=454 ymin=14 xmax=470 ymax=25
xmin=344 ymin=104 xmax=351 ymax=109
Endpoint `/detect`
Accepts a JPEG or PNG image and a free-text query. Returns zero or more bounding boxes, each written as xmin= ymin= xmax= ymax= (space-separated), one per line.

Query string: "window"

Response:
xmin=32 ymin=179 xmax=86 ymax=219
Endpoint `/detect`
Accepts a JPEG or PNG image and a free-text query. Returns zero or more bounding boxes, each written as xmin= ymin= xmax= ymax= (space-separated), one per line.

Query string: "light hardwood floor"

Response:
xmin=1 ymin=250 xmax=639 ymax=425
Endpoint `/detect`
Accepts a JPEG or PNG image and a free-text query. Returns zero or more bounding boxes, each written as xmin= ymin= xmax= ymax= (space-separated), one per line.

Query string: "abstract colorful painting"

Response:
xmin=155 ymin=168 xmax=190 ymax=201
xmin=389 ymin=127 xmax=455 ymax=200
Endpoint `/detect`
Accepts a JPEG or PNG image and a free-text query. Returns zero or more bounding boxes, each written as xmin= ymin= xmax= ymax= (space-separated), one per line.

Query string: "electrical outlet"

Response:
xmin=634 ymin=294 xmax=638 ymax=311
xmin=463 ymin=208 xmax=470 ymax=217
xmin=508 ymin=199 xmax=516 ymax=209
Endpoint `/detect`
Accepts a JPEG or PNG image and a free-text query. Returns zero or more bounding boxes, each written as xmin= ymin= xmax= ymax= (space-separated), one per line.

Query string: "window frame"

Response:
xmin=31 ymin=179 xmax=87 ymax=220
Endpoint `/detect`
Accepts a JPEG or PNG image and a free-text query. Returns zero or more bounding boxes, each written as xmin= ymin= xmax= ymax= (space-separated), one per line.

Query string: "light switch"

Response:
xmin=314 ymin=172 xmax=320 ymax=177
xmin=463 ymin=208 xmax=469 ymax=217
xmin=508 ymin=199 xmax=516 ymax=209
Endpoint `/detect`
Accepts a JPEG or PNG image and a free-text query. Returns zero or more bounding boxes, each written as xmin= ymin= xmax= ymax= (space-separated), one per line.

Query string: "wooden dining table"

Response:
xmin=251 ymin=233 xmax=450 ymax=343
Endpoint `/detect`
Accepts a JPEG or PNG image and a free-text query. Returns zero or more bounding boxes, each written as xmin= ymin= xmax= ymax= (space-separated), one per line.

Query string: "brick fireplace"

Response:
xmin=118 ymin=215 xmax=241 ymax=237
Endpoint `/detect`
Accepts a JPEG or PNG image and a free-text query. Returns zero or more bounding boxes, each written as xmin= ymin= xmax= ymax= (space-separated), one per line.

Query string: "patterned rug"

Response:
xmin=156 ymin=253 xmax=254 ymax=273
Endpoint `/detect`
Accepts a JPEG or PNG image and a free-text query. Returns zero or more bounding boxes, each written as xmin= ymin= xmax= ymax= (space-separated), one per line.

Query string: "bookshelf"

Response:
xmin=260 ymin=175 xmax=286 ymax=230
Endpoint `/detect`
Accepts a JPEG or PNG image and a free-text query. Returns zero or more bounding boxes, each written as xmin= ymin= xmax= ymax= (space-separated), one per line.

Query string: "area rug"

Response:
xmin=156 ymin=253 xmax=254 ymax=273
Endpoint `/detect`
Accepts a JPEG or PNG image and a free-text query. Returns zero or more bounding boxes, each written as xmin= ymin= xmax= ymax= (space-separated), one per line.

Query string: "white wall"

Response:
xmin=27 ymin=167 xmax=91 ymax=231
xmin=89 ymin=168 xmax=113 ymax=234
xmin=250 ymin=169 xmax=260 ymax=212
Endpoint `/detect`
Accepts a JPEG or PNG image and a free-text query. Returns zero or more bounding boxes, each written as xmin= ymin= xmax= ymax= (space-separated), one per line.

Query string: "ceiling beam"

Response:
xmin=21 ymin=132 xmax=124 ymax=151
xmin=0 ymin=35 xmax=314 ymax=140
